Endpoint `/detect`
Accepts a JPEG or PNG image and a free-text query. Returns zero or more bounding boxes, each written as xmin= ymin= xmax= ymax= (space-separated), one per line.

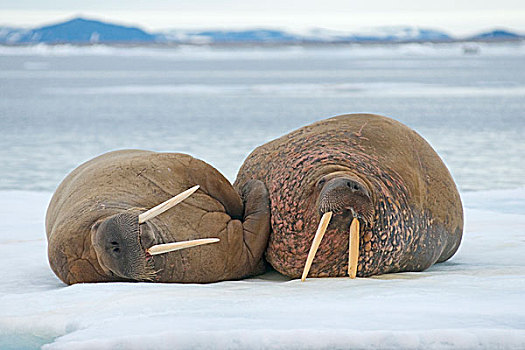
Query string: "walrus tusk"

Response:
xmin=147 ymin=238 xmax=220 ymax=255
xmin=138 ymin=185 xmax=200 ymax=224
xmin=301 ymin=211 xmax=333 ymax=282
xmin=348 ymin=218 xmax=360 ymax=279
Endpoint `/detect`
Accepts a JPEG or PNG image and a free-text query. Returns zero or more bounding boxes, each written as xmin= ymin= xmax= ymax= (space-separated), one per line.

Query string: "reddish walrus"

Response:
xmin=46 ymin=150 xmax=270 ymax=284
xmin=234 ymin=114 xmax=463 ymax=280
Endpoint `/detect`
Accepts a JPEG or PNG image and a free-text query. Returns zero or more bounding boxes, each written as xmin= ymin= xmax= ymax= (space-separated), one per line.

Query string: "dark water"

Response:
xmin=0 ymin=43 xmax=524 ymax=192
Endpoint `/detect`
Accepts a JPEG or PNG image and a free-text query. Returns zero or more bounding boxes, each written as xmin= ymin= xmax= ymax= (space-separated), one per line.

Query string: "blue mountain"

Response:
xmin=190 ymin=29 xmax=299 ymax=43
xmin=165 ymin=26 xmax=453 ymax=44
xmin=0 ymin=17 xmax=522 ymax=44
xmin=0 ymin=27 xmax=31 ymax=43
xmin=470 ymin=29 xmax=522 ymax=40
xmin=15 ymin=17 xmax=156 ymax=43
xmin=162 ymin=29 xmax=297 ymax=44
xmin=309 ymin=27 xmax=452 ymax=42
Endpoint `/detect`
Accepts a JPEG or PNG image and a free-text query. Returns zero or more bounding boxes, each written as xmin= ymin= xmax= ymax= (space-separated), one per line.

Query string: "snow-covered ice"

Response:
xmin=0 ymin=189 xmax=524 ymax=349
xmin=1 ymin=42 xmax=525 ymax=59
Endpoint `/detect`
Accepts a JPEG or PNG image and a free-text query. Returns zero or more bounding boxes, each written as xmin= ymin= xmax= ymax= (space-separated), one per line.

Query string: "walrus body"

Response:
xmin=46 ymin=150 xmax=270 ymax=284
xmin=234 ymin=114 xmax=463 ymax=278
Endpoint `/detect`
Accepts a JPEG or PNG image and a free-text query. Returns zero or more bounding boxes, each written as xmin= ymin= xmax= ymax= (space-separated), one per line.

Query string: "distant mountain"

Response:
xmin=1 ymin=17 xmax=156 ymax=44
xmin=469 ymin=29 xmax=522 ymax=41
xmin=163 ymin=26 xmax=452 ymax=44
xmin=0 ymin=27 xmax=31 ymax=43
xmin=178 ymin=29 xmax=299 ymax=43
xmin=0 ymin=17 xmax=522 ymax=45
xmin=301 ymin=26 xmax=452 ymax=43
xmin=162 ymin=29 xmax=295 ymax=44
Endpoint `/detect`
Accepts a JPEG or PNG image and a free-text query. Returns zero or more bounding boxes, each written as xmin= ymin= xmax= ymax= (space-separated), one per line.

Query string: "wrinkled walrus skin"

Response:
xmin=234 ymin=114 xmax=463 ymax=278
xmin=46 ymin=150 xmax=270 ymax=284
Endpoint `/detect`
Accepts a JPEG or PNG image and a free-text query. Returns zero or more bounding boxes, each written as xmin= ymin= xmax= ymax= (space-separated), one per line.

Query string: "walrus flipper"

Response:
xmin=186 ymin=157 xmax=244 ymax=220
xmin=226 ymin=180 xmax=270 ymax=278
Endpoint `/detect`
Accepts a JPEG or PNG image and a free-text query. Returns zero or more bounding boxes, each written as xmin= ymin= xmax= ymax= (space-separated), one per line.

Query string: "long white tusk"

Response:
xmin=138 ymin=185 xmax=200 ymax=224
xmin=301 ymin=211 xmax=333 ymax=282
xmin=348 ymin=217 xmax=360 ymax=279
xmin=147 ymin=238 xmax=220 ymax=256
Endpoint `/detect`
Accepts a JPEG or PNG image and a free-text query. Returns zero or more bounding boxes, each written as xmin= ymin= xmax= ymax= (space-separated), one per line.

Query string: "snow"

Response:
xmin=1 ymin=42 xmax=525 ymax=59
xmin=0 ymin=189 xmax=524 ymax=349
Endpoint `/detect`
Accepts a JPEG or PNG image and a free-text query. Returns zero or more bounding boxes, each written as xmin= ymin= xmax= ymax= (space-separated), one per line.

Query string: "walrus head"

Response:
xmin=90 ymin=185 xmax=219 ymax=281
xmin=302 ymin=171 xmax=374 ymax=281
xmin=315 ymin=171 xmax=374 ymax=221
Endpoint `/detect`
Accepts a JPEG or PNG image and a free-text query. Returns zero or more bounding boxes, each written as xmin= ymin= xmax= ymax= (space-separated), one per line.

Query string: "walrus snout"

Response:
xmin=89 ymin=185 xmax=222 ymax=281
xmin=301 ymin=175 xmax=374 ymax=281
xmin=91 ymin=212 xmax=156 ymax=281
xmin=317 ymin=176 xmax=373 ymax=222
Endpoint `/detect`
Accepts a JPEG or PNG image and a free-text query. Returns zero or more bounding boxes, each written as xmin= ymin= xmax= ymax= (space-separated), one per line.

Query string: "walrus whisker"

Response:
xmin=348 ymin=217 xmax=360 ymax=279
xmin=138 ymin=185 xmax=200 ymax=223
xmin=301 ymin=211 xmax=332 ymax=282
xmin=147 ymin=238 xmax=220 ymax=256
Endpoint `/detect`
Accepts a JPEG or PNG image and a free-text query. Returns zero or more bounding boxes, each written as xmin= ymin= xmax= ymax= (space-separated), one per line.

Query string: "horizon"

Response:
xmin=0 ymin=14 xmax=524 ymax=38
xmin=1 ymin=0 xmax=524 ymax=36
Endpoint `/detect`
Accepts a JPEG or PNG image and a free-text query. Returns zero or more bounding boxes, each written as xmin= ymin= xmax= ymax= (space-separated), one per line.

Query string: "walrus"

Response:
xmin=46 ymin=150 xmax=270 ymax=284
xmin=233 ymin=114 xmax=463 ymax=280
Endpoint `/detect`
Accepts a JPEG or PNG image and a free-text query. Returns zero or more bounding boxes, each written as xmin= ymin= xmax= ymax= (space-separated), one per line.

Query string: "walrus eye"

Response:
xmin=317 ymin=178 xmax=326 ymax=187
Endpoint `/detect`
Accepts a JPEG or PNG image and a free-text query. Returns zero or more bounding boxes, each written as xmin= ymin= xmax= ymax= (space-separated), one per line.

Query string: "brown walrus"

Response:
xmin=46 ymin=150 xmax=270 ymax=284
xmin=234 ymin=114 xmax=463 ymax=280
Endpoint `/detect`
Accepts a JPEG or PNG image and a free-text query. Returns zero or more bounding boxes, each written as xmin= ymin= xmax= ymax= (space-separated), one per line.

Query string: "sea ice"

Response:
xmin=0 ymin=189 xmax=524 ymax=349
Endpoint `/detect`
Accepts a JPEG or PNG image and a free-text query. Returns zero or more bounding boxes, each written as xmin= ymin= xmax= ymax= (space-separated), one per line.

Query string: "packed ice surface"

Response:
xmin=0 ymin=189 xmax=524 ymax=349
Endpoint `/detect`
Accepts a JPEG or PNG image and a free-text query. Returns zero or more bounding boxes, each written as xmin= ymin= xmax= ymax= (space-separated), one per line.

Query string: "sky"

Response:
xmin=1 ymin=0 xmax=524 ymax=36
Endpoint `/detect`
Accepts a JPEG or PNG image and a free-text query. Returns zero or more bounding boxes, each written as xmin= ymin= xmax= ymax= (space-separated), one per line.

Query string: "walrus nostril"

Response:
xmin=346 ymin=180 xmax=359 ymax=191
xmin=109 ymin=241 xmax=121 ymax=254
